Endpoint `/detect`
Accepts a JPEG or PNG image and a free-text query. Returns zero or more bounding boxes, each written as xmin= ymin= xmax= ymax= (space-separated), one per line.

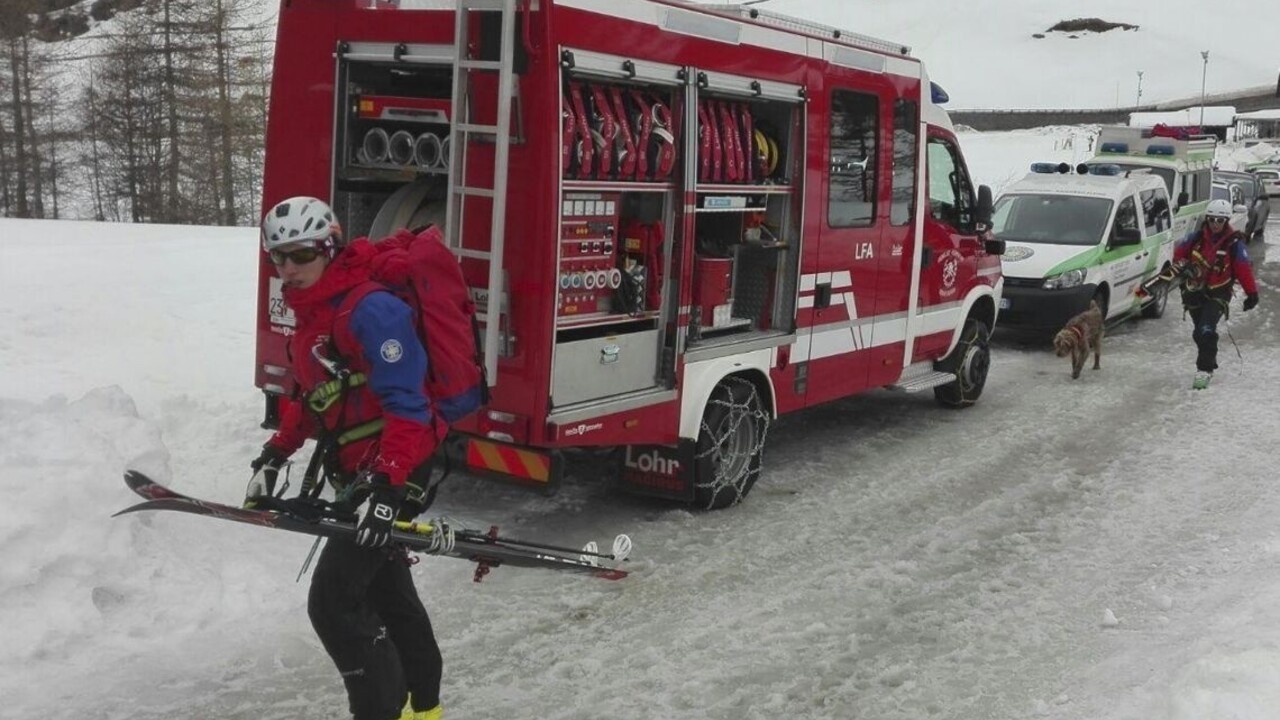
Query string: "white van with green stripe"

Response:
xmin=993 ymin=163 xmax=1176 ymax=332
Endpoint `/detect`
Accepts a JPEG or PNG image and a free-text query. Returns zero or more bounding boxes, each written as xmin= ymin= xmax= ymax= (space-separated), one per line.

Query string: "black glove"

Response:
xmin=245 ymin=445 xmax=289 ymax=507
xmin=354 ymin=472 xmax=404 ymax=548
xmin=1244 ymin=293 xmax=1259 ymax=312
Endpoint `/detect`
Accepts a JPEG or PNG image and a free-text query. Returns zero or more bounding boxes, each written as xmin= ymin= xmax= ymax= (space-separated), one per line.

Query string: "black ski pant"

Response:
xmin=1184 ymin=288 xmax=1231 ymax=373
xmin=309 ymin=539 xmax=442 ymax=720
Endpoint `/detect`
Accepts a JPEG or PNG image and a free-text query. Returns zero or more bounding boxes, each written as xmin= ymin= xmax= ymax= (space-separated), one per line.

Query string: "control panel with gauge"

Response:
xmin=558 ymin=192 xmax=623 ymax=319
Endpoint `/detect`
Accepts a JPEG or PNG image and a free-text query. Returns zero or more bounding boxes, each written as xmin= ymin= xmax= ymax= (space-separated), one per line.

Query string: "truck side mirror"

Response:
xmin=1176 ymin=191 xmax=1189 ymax=209
xmin=974 ymin=185 xmax=994 ymax=232
xmin=1112 ymin=226 xmax=1142 ymax=246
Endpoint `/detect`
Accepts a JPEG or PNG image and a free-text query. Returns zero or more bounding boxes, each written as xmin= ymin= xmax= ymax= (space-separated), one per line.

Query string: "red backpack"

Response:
xmin=337 ymin=226 xmax=488 ymax=423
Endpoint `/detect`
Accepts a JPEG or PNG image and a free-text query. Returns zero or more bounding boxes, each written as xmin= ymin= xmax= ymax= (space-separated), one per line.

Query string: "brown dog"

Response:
xmin=1052 ymin=300 xmax=1103 ymax=379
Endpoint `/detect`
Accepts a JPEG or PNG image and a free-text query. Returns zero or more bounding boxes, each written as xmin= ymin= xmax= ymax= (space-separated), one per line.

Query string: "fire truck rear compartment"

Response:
xmin=331 ymin=60 xmax=454 ymax=241
xmin=553 ymin=61 xmax=805 ymax=413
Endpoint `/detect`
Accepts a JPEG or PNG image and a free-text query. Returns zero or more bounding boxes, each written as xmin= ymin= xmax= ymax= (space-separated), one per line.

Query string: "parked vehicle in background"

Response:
xmin=1251 ymin=165 xmax=1280 ymax=198
xmin=993 ymin=163 xmax=1175 ymax=333
xmin=1213 ymin=169 xmax=1269 ymax=241
xmin=1209 ymin=180 xmax=1250 ymax=236
xmin=1084 ymin=126 xmax=1215 ymax=244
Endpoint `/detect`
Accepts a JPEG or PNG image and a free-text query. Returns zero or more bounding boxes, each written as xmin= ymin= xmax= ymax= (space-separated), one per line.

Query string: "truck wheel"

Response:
xmin=1141 ymin=272 xmax=1169 ymax=319
xmin=693 ymin=377 xmax=770 ymax=509
xmin=934 ymin=318 xmax=991 ymax=408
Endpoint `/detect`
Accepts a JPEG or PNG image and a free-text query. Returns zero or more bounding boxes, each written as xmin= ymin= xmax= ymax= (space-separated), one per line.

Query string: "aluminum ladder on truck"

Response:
xmin=445 ymin=0 xmax=518 ymax=386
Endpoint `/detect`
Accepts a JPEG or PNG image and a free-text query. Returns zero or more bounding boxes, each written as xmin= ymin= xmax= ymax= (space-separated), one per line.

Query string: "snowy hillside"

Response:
xmin=49 ymin=0 xmax=1280 ymax=109
xmin=709 ymin=0 xmax=1280 ymax=109
xmin=4 ymin=127 xmax=1280 ymax=720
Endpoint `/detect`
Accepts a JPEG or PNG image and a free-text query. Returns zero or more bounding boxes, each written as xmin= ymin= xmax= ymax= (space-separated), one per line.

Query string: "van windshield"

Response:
xmin=991 ymin=194 xmax=1113 ymax=246
xmin=1211 ymin=185 xmax=1231 ymax=202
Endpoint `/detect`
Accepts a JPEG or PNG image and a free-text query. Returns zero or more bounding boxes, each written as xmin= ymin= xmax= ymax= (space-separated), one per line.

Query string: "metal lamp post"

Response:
xmin=1136 ymin=70 xmax=1144 ymax=107
xmin=1199 ymin=51 xmax=1209 ymax=126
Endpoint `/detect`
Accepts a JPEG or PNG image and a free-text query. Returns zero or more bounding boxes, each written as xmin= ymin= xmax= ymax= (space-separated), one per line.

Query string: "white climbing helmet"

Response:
xmin=1205 ymin=198 xmax=1232 ymax=220
xmin=261 ymin=196 xmax=343 ymax=254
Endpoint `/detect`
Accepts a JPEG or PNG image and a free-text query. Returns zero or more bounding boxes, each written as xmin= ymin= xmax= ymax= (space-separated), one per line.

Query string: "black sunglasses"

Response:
xmin=269 ymin=246 xmax=324 ymax=265
xmin=1207 ymin=217 xmax=1228 ymax=223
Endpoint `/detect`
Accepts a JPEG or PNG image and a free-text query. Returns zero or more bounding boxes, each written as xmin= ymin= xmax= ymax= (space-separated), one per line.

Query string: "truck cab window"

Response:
xmin=926 ymin=138 xmax=973 ymax=230
xmin=891 ymin=98 xmax=918 ymax=227
xmin=828 ymin=89 xmax=878 ymax=228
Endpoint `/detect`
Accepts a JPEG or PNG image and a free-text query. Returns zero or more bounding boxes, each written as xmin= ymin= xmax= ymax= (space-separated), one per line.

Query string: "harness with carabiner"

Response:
xmin=296 ymin=342 xmax=383 ymax=498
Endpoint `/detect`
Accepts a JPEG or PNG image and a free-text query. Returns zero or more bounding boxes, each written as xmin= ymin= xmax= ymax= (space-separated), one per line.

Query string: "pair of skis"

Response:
xmin=116 ymin=471 xmax=631 ymax=581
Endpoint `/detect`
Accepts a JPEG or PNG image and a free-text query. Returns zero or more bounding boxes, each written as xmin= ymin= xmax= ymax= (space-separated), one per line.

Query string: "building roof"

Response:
xmin=1235 ymin=109 xmax=1280 ymax=121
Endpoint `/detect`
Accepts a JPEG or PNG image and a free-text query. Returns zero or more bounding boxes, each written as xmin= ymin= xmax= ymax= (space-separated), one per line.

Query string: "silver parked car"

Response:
xmin=1252 ymin=165 xmax=1280 ymax=199
xmin=1216 ymin=170 xmax=1270 ymax=242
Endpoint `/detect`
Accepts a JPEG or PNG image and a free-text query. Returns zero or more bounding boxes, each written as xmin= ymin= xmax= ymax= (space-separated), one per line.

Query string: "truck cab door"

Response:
xmin=914 ymin=134 xmax=982 ymax=361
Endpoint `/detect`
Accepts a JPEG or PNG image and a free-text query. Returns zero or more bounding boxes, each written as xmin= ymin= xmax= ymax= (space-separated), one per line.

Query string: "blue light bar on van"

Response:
xmin=1100 ymin=142 xmax=1129 ymax=153
xmin=1088 ymin=164 xmax=1124 ymax=176
xmin=930 ymin=82 xmax=949 ymax=105
xmin=1147 ymin=144 xmax=1175 ymax=155
xmin=1030 ymin=162 xmax=1071 ymax=174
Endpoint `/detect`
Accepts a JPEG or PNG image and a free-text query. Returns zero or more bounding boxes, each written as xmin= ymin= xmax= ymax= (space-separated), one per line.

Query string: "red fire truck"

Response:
xmin=256 ymin=0 xmax=1005 ymax=508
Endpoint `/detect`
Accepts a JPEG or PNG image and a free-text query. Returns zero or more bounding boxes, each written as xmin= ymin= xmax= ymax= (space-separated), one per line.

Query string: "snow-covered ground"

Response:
xmin=3 ymin=127 xmax=1280 ymax=720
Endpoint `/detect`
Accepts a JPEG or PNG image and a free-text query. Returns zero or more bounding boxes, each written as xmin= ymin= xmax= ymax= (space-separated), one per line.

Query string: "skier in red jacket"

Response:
xmin=246 ymin=196 xmax=445 ymax=720
xmin=1173 ymin=198 xmax=1260 ymax=389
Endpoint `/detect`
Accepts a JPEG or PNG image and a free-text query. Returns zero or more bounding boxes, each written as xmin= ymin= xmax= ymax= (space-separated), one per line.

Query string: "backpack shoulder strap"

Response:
xmin=332 ymin=281 xmax=388 ymax=358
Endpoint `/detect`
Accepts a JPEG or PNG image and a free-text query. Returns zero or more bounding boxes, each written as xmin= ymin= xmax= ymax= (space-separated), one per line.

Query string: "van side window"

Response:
xmin=890 ymin=98 xmax=918 ymax=226
xmin=926 ymin=138 xmax=974 ymax=230
xmin=1114 ymin=196 xmax=1140 ymax=238
xmin=828 ymin=89 xmax=878 ymax=227
xmin=1140 ymin=188 xmax=1171 ymax=233
xmin=1187 ymin=170 xmax=1212 ymax=203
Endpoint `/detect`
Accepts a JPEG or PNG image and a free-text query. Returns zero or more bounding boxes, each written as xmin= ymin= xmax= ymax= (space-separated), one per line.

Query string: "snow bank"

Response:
xmin=0 ymin=388 xmax=170 ymax=665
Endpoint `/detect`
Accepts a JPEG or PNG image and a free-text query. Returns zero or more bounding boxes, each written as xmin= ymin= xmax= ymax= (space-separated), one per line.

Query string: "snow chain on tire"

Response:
xmin=694 ymin=376 xmax=770 ymax=509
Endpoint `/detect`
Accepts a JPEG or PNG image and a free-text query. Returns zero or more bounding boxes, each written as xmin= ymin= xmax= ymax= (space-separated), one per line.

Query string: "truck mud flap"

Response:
xmin=614 ymin=441 xmax=696 ymax=503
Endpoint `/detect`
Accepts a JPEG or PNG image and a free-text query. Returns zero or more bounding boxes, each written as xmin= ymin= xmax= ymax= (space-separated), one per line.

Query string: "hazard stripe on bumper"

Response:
xmin=466 ymin=439 xmax=552 ymax=483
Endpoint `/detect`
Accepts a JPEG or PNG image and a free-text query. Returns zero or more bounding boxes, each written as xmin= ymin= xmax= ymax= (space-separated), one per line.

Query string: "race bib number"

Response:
xmin=268 ymin=277 xmax=296 ymax=328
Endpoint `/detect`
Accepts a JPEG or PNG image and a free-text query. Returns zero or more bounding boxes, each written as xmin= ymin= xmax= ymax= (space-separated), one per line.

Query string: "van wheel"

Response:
xmin=1092 ymin=290 xmax=1109 ymax=321
xmin=934 ymin=318 xmax=991 ymax=408
xmin=1141 ymin=273 xmax=1169 ymax=319
xmin=693 ymin=377 xmax=770 ymax=510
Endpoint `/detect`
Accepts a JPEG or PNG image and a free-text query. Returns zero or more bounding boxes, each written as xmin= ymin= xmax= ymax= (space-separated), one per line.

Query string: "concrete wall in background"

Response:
xmin=955 ymin=89 xmax=1280 ymax=131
